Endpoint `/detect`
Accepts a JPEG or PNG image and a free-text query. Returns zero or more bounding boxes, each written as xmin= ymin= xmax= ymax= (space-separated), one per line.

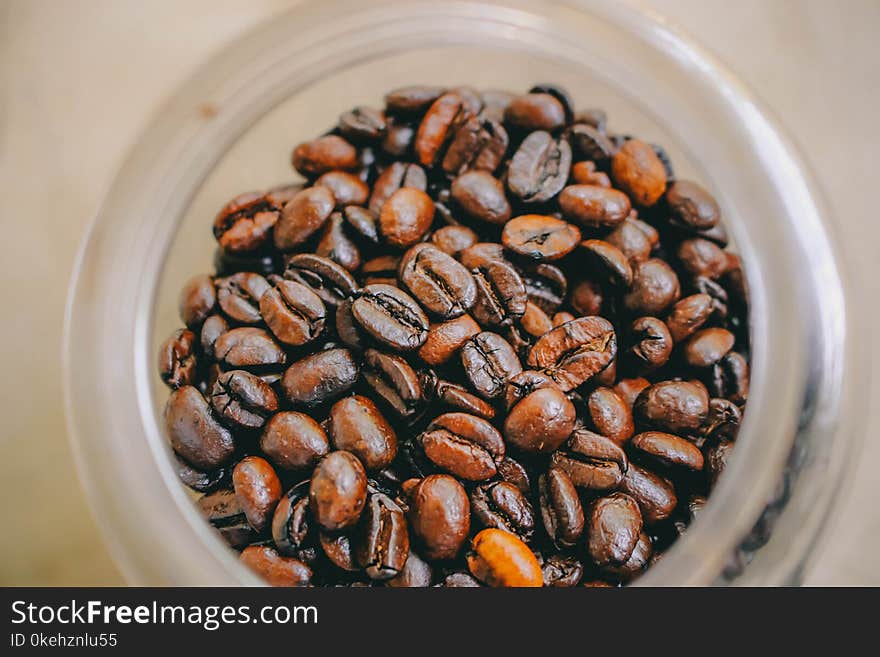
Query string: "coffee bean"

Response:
xmin=351 ymin=284 xmax=429 ymax=351
xmin=385 ymin=551 xmax=433 ymax=588
xmin=385 ymin=85 xmax=445 ymax=115
xmin=408 ymin=474 xmax=470 ymax=560
xmin=502 ymin=215 xmax=581 ymax=262
xmin=361 ymin=348 xmax=423 ymax=419
xmin=442 ymin=115 xmax=508 ymax=175
xmin=214 ymin=327 xmax=287 ymax=371
xmin=527 ymin=316 xmax=616 ymax=391
xmin=571 ymin=160 xmax=612 ymax=187
xmin=381 ymin=120 xmax=416 ymax=158
xmin=260 ymin=278 xmax=326 ymax=347
xmin=415 ymin=92 xmax=470 ymax=167
xmin=665 ymin=293 xmax=713 ymax=343
xmin=702 ymin=397 xmax=742 ymax=440
xmin=467 ymin=528 xmax=542 ymax=587
xmin=460 ymin=331 xmax=523 ymax=399
xmin=281 ymin=347 xmax=359 ymax=407
xmin=271 ymin=481 xmax=313 ymax=557
xmin=684 ymin=327 xmax=735 ymax=368
xmin=240 ymin=545 xmax=312 ymax=587
xmin=213 ymin=192 xmax=279 ymax=254
xmin=418 ymin=314 xmax=481 ymax=366
xmin=631 ymin=431 xmax=704 ymax=471
xmin=666 ymin=180 xmax=720 ymax=229
xmin=369 ymin=161 xmax=427 ymax=214
xmin=519 ymin=262 xmax=567 ymax=314
xmin=705 ymin=439 xmax=735 ymax=487
xmin=611 ymin=139 xmax=667 ymax=206
xmin=399 ymin=243 xmax=476 ymax=318
xmin=328 ymin=395 xmax=398 ymax=471
xmin=560 ymin=185 xmax=631 ymax=229
xmin=343 ymin=205 xmax=381 ymax=245
xmin=198 ymin=487 xmax=256 ymax=548
xmin=480 ymin=89 xmax=515 ymax=122
xmin=635 ymin=380 xmax=709 ymax=433
xmin=178 ymin=274 xmax=216 ymax=328
xmin=233 ymin=456 xmax=282 ymax=531
xmin=677 ymin=238 xmax=729 ymax=279
xmin=586 ymin=386 xmax=635 ymax=444
xmin=708 ymin=351 xmax=749 ymax=403
xmin=542 ymin=555 xmax=584 ymax=587
xmin=434 ymin=379 xmax=496 ymax=419
xmin=355 ymin=492 xmax=409 ymax=580
xmin=450 ymin=171 xmax=511 ymax=224
xmin=175 ymin=455 xmax=227 ymax=493
xmin=430 ymin=225 xmax=478 ymax=257
xmin=588 ymin=493 xmax=643 ymax=566
xmin=626 ymin=316 xmax=673 ymax=371
xmin=438 ymin=572 xmax=482 ymax=587
xmin=158 ymin=328 xmax=197 ymax=389
xmin=507 ymin=131 xmax=572 ymax=203
xmin=284 ymin=254 xmax=357 ymax=311
xmin=292 ymin=135 xmax=358 ymax=177
xmin=211 ymin=370 xmax=278 ymax=429
xmin=418 ymin=412 xmax=504 ymax=481
xmin=619 ymin=463 xmax=677 ymax=523
xmin=315 ymin=212 xmax=362 ymax=272
xmin=274 ymin=186 xmax=335 ymax=251
xmin=519 ymin=301 xmax=553 ymax=338
xmin=216 ymin=272 xmax=271 ymax=325
xmin=580 ymin=239 xmax=633 ymax=286
xmin=624 ymin=258 xmax=681 ymax=315
xmin=309 ymin=451 xmax=368 ymax=532
xmin=529 ymin=83 xmax=575 ymax=121
xmin=260 ymin=412 xmax=329 ymax=471
xmin=471 ymin=259 xmax=528 ymax=328
xmin=605 ymin=216 xmax=655 ymax=263
xmin=570 ymin=123 xmax=616 ymax=161
xmin=539 ymin=467 xmax=585 ymax=548
xmin=504 ymin=373 xmax=576 ymax=453
xmin=378 ymin=188 xmax=435 ymax=248
xmin=199 ymin=314 xmax=228 ymax=360
xmin=603 ymin=531 xmax=651 ymax=582
xmin=504 ymin=93 xmax=566 ymax=132
xmin=338 ymin=106 xmax=387 ymax=142
xmin=164 ymin=386 xmax=235 ymax=470
xmin=550 ymin=428 xmax=628 ymax=491
xmin=470 ymin=481 xmax=536 ymax=540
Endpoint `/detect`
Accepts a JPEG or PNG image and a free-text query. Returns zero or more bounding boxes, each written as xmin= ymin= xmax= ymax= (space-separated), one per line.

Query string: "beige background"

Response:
xmin=1 ymin=0 xmax=877 ymax=585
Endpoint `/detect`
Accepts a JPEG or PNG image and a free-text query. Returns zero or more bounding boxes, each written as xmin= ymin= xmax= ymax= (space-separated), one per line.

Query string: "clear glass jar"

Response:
xmin=64 ymin=0 xmax=867 ymax=585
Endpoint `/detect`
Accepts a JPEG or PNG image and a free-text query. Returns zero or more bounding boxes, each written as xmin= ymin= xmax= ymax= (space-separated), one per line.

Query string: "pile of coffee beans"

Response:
xmin=159 ymin=83 xmax=749 ymax=587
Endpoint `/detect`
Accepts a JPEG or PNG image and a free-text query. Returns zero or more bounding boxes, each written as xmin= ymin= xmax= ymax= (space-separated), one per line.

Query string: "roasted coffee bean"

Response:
xmin=571 ymin=160 xmax=611 ymax=187
xmin=434 ymin=379 xmax=496 ymax=419
xmin=442 ymin=115 xmax=508 ymax=175
xmin=603 ymin=531 xmax=651 ymax=581
xmin=351 ymin=284 xmax=429 ymax=351
xmin=292 ymin=135 xmax=358 ymax=177
xmin=283 ymin=254 xmax=358 ymax=308
xmin=529 ymin=83 xmax=575 ymax=121
xmin=240 ymin=545 xmax=312 ymax=587
xmin=702 ymin=397 xmax=742 ymax=440
xmin=200 ymin=314 xmax=228 ymax=360
xmin=260 ymin=412 xmax=329 ymax=471
xmin=359 ymin=255 xmax=400 ymax=286
xmin=260 ymin=279 xmax=326 ymax=347
xmin=539 ymin=467 xmax=585 ymax=548
xmin=418 ymin=314 xmax=481 ymax=366
xmin=611 ymin=139 xmax=667 ymax=206
xmin=551 ymin=311 xmax=575 ymax=328
xmin=271 ymin=481 xmax=313 ymax=557
xmin=343 ymin=205 xmax=380 ymax=244
xmin=588 ymin=493 xmax=643 ymax=566
xmin=385 ymin=550 xmax=433 ymax=588
xmin=586 ymin=386 xmax=635 ymax=445
xmin=470 ymin=481 xmax=536 ymax=539
xmin=415 ymin=92 xmax=470 ymax=166
xmin=619 ymin=463 xmax=677 ymax=524
xmin=471 ymin=259 xmax=528 ymax=328
xmin=502 ymin=215 xmax=581 ymax=262
xmin=460 ymin=332 xmax=523 ymax=399
xmin=569 ymin=279 xmax=603 ymax=316
xmin=418 ymin=412 xmax=504 ymax=481
xmin=635 ymin=380 xmax=708 ymax=433
xmin=450 ymin=170 xmax=511 ymax=225
xmin=467 ymin=528 xmax=542 ymax=587
xmin=480 ymin=89 xmax=515 ymax=122
xmin=624 ymin=258 xmax=681 ymax=315
xmin=504 ymin=375 xmax=576 ymax=453
xmin=328 ymin=395 xmax=398 ymax=471
xmin=211 ymin=370 xmax=278 ymax=429
xmin=338 ymin=106 xmax=387 ymax=142
xmin=504 ymin=93 xmax=566 ymax=132
xmin=677 ymin=238 xmax=729 ymax=279
xmin=614 ymin=379 xmax=651 ymax=411
xmin=626 ymin=316 xmax=673 ymax=371
xmin=216 ymin=272 xmax=271 ymax=325
xmin=507 ymin=131 xmax=572 ymax=203
xmin=666 ymin=293 xmax=713 ymax=343
xmin=527 ymin=316 xmax=616 ymax=391
xmin=212 ymin=192 xmax=279 ymax=254
xmin=691 ymin=276 xmax=729 ymax=319
xmin=666 ymin=180 xmax=720 ymax=229
xmin=214 ymin=327 xmax=287 ymax=371
xmin=560 ymin=185 xmax=631 ymax=229
xmin=179 ymin=274 xmax=216 ymax=328
xmin=684 ymin=327 xmax=735 ymax=368
xmin=381 ymin=120 xmax=416 ymax=158
xmin=631 ymin=431 xmax=704 ymax=471
xmin=233 ymin=456 xmax=282 ymax=531
xmin=315 ymin=212 xmax=362 ymax=272
xmin=355 ymin=492 xmax=409 ymax=580
xmin=570 ymin=123 xmax=616 ymax=162
xmin=605 ymin=216 xmax=655 ymax=263
xmin=214 ymin=249 xmax=277 ymax=277
xmin=399 ymin=243 xmax=476 ymax=318
xmin=408 ymin=475 xmax=470 ymax=560
xmin=274 ymin=186 xmax=335 ymax=251
xmin=175 ymin=455 xmax=227 ymax=493
xmin=430 ymin=225 xmax=478 ymax=257
xmin=198 ymin=487 xmax=256 ymax=548
xmin=319 ymin=531 xmax=358 ymax=571
xmin=550 ymin=429 xmax=628 ymax=491
xmin=281 ymin=347 xmax=359 ymax=407
xmin=520 ymin=301 xmax=553 ymax=338
xmin=309 ymin=451 xmax=368 ymax=532
xmin=706 ymin=439 xmax=735 ymax=487
xmin=158 ymin=328 xmax=197 ymax=389
xmin=378 ymin=188 xmax=435 ymax=248
xmin=708 ymin=351 xmax=749 ymax=404
xmin=385 ymin=85 xmax=445 ymax=115
xmin=580 ymin=239 xmax=633 ymax=286
xmin=542 ymin=555 xmax=584 ymax=587
xmin=519 ymin=262 xmax=567 ymax=314
xmin=369 ymin=161 xmax=428 ymax=214
xmin=165 ymin=386 xmax=235 ymax=470
xmin=360 ymin=348 xmax=422 ymax=419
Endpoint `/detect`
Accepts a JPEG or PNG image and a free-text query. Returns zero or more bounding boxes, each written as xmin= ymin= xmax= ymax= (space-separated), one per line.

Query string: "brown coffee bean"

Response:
xmin=619 ymin=463 xmax=677 ymax=523
xmin=459 ymin=241 xmax=507 ymax=269
xmin=504 ymin=93 xmax=566 ymax=132
xmin=315 ymin=171 xmax=369 ymax=208
xmin=527 ymin=316 xmax=617 ymax=391
xmin=611 ymin=139 xmax=667 ymax=207
xmin=706 ymin=439 xmax=735 ymax=487
xmin=408 ymin=474 xmax=470 ymax=560
xmin=568 ymin=279 xmax=603 ymax=316
xmin=550 ymin=429 xmax=628 ymax=491
xmin=260 ymin=412 xmax=329 ymax=471
xmin=399 ymin=243 xmax=476 ymax=318
xmin=271 ymin=481 xmax=313 ymax=557
xmin=385 ymin=550 xmax=433 ymax=588
xmin=504 ymin=382 xmax=576 ymax=453
xmin=538 ymin=467 xmax=585 ymax=548
xmin=328 ymin=395 xmax=398 ymax=471
xmin=178 ymin=274 xmax=216 ymax=328
xmin=570 ymin=123 xmax=616 ymax=161
xmin=343 ymin=205 xmax=380 ymax=244
xmin=338 ymin=106 xmax=387 ymax=142
xmin=580 ymin=239 xmax=633 ymax=286
xmin=240 ymin=546 xmax=312 ymax=587
xmin=677 ymin=238 xmax=728 ymax=279
xmin=434 ymin=379 xmax=496 ymax=419
xmin=274 ymin=186 xmax=335 ymax=251
xmin=158 ymin=328 xmax=197 ymax=389
xmin=560 ymin=185 xmax=631 ymax=229
xmin=385 ymin=85 xmax=445 ymax=115
xmin=216 ymin=272 xmax=271 ymax=325
xmin=507 ymin=131 xmax=572 ymax=203
xmin=684 ymin=327 xmax=735 ymax=368
xmin=631 ymin=431 xmax=704 ymax=471
xmin=418 ymin=314 xmax=481 ymax=366
xmin=430 ymin=225 xmax=478 ymax=257
xmin=199 ymin=314 xmax=228 ymax=360
xmin=624 ymin=258 xmax=681 ymax=315
xmin=362 ymin=348 xmax=423 ymax=419
xmin=470 ymin=481 xmax=536 ymax=539
xmin=212 ymin=192 xmax=279 ymax=254
xmin=233 ymin=455 xmax=282 ymax=531
xmin=283 ymin=253 xmax=358 ymax=309
xmin=587 ymin=386 xmax=635 ymax=445
xmin=164 ymin=386 xmax=235 ymax=470
xmin=627 ymin=316 xmax=673 ymax=371
xmin=442 ymin=115 xmax=508 ymax=175
xmin=605 ymin=216 xmax=655 ymax=263
xmin=502 ymin=215 xmax=581 ymax=262
xmin=702 ymin=397 xmax=742 ymax=440
xmin=260 ymin=279 xmax=326 ymax=347
xmin=315 ymin=212 xmax=362 ymax=272
xmin=666 ymin=293 xmax=713 ymax=343
xmin=635 ymin=380 xmax=709 ymax=433
xmin=588 ymin=493 xmax=643 ymax=566
xmin=197 ymin=487 xmax=255 ymax=548
xmin=467 ymin=528 xmax=542 ymax=587
xmin=450 ymin=170 xmax=511 ymax=225
xmin=471 ymin=259 xmax=528 ymax=328
xmin=214 ymin=327 xmax=287 ymax=371
xmin=351 ymin=284 xmax=429 ymax=351
xmin=614 ymin=377 xmax=651 ymax=409
xmin=292 ymin=135 xmax=358 ymax=177
xmin=355 ymin=492 xmax=409 ymax=580
xmin=571 ymin=160 xmax=611 ymax=187
xmin=603 ymin=531 xmax=651 ymax=582
xmin=708 ymin=351 xmax=749 ymax=403
xmin=378 ymin=187 xmax=435 ymax=248
xmin=211 ymin=370 xmax=278 ymax=429
xmin=542 ymin=555 xmax=584 ymax=587
xmin=666 ymin=180 xmax=720 ymax=229
xmin=520 ymin=300 xmax=553 ymax=338
xmin=281 ymin=347 xmax=360 ymax=407
xmin=418 ymin=412 xmax=505 ymax=481
xmin=309 ymin=451 xmax=368 ymax=532
xmin=460 ymin=332 xmax=523 ymax=399
xmin=415 ymin=92 xmax=470 ymax=166
xmin=438 ymin=572 xmax=482 ymax=587
xmin=369 ymin=161 xmax=427 ymax=214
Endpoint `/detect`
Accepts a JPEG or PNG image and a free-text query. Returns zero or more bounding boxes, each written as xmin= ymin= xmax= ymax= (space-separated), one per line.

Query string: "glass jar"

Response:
xmin=64 ymin=0 xmax=867 ymax=585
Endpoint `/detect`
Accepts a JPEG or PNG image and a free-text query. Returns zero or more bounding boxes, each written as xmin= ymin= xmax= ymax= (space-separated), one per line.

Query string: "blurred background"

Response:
xmin=1 ymin=0 xmax=877 ymax=585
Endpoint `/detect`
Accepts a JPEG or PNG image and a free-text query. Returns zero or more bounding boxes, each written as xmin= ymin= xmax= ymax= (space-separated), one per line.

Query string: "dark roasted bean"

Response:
xmin=434 ymin=379 xmax=496 ymax=419
xmin=369 ymin=161 xmax=427 ymax=214
xmin=560 ymin=185 xmax=631 ymax=229
xmin=216 ymin=272 xmax=270 ymax=325
xmin=430 ymin=225 xmax=478 ymax=257
xmin=470 ymin=259 xmax=528 ymax=328
xmin=550 ymin=429 xmax=628 ymax=491
xmin=415 ymin=92 xmax=470 ymax=167
xmin=580 ymin=239 xmax=633 ymax=286
xmin=586 ymin=386 xmax=635 ymax=445
xmin=212 ymin=192 xmax=279 ymax=254
xmin=624 ymin=258 xmax=681 ymax=315
xmin=158 ymin=328 xmax=197 ymax=389
xmin=385 ymin=85 xmax=445 ymax=115
xmin=355 ymin=492 xmax=409 ymax=580
xmin=233 ymin=456 xmax=282 ymax=532
xmin=343 ymin=205 xmax=380 ymax=244
xmin=450 ymin=170 xmax=511 ymax=224
xmin=611 ymin=139 xmax=667 ymax=207
xmin=399 ymin=243 xmax=476 ymax=318
xmin=378 ymin=188 xmax=435 ymax=248
xmin=362 ymin=348 xmax=423 ymax=418
xmin=684 ymin=327 xmax=735 ymax=368
xmin=178 ymin=274 xmax=216 ymax=328
xmin=504 ymin=93 xmax=566 ymax=132
xmin=338 ymin=106 xmax=387 ymax=142
xmin=542 ymin=555 xmax=584 ymax=587
xmin=666 ymin=293 xmax=714 ymax=343
xmin=627 ymin=316 xmax=673 ymax=371
xmin=539 ymin=467 xmax=585 ymax=548
xmin=260 ymin=279 xmax=326 ymax=347
xmin=467 ymin=528 xmax=542 ymax=587
xmin=328 ymin=395 xmax=397 ymax=471
xmin=283 ymin=253 xmax=358 ymax=308
xmin=460 ymin=332 xmax=523 ymax=399
xmin=632 ymin=431 xmax=704 ymax=471
xmin=260 ymin=412 xmax=329 ymax=471
xmin=408 ymin=474 xmax=470 ymax=560
xmin=619 ymin=463 xmax=677 ymax=524
xmin=507 ymin=131 xmax=572 ymax=203
xmin=240 ymin=546 xmax=312 ymax=587
xmin=418 ymin=412 xmax=505 ymax=481
xmin=470 ymin=481 xmax=535 ymax=539
xmin=214 ymin=327 xmax=286 ymax=371
xmin=292 ymin=135 xmax=358 ymax=177
xmin=281 ymin=347 xmax=359 ymax=407
xmin=385 ymin=551 xmax=433 ymax=588
xmin=570 ymin=123 xmax=616 ymax=161
xmin=351 ymin=284 xmax=429 ymax=351
xmin=504 ymin=373 xmax=576 ymax=453
xmin=502 ymin=215 xmax=581 ymax=262
xmin=272 ymin=481 xmax=314 ymax=557
xmin=527 ymin=316 xmax=616 ymax=391
xmin=309 ymin=451 xmax=368 ymax=532
xmin=708 ymin=351 xmax=749 ymax=404
xmin=635 ymin=380 xmax=709 ymax=433
xmin=274 ymin=185 xmax=335 ymax=251
xmin=418 ymin=314 xmax=481 ymax=366
xmin=666 ymin=180 xmax=720 ymax=229
xmin=588 ymin=493 xmax=643 ymax=566
xmin=211 ymin=370 xmax=278 ymax=429
xmin=164 ymin=386 xmax=235 ymax=470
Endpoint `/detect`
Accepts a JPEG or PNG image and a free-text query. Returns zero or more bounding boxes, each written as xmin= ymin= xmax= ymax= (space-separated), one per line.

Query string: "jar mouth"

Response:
xmin=63 ymin=0 xmax=866 ymax=586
